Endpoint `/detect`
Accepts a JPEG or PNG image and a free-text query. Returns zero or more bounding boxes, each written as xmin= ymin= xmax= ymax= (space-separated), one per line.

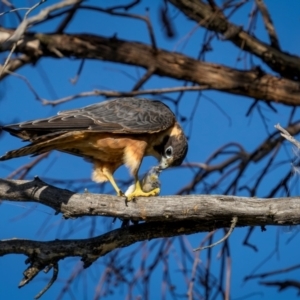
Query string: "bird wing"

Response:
xmin=3 ymin=98 xmax=175 ymax=141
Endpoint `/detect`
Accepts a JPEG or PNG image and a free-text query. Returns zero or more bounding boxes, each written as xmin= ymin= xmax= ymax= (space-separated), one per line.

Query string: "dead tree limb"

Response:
xmin=169 ymin=0 xmax=300 ymax=80
xmin=1 ymin=178 xmax=300 ymax=226
xmin=1 ymin=28 xmax=300 ymax=105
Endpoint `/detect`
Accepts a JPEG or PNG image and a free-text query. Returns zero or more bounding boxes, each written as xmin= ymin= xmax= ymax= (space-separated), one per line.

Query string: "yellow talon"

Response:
xmin=126 ymin=181 xmax=160 ymax=201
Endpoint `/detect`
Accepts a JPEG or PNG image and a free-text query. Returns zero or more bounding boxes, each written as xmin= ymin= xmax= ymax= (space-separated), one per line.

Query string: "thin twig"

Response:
xmin=0 ymin=6 xmax=30 ymax=17
xmin=4 ymin=70 xmax=42 ymax=101
xmin=106 ymin=0 xmax=140 ymax=12
xmin=0 ymin=54 xmax=36 ymax=80
xmin=34 ymin=263 xmax=58 ymax=299
xmin=56 ymin=0 xmax=82 ymax=33
xmin=245 ymin=263 xmax=300 ymax=281
xmin=1 ymin=0 xmax=23 ymax=21
xmin=1 ymin=0 xmax=74 ymax=78
xmin=41 ymin=85 xmax=209 ymax=106
xmin=255 ymin=0 xmax=280 ymax=49
xmin=0 ymin=42 xmax=16 ymax=78
xmin=79 ymin=5 xmax=157 ymax=50
xmin=275 ymin=123 xmax=300 ymax=149
xmin=70 ymin=59 xmax=85 ymax=84
xmin=7 ymin=153 xmax=49 ymax=179
xmin=193 ymin=217 xmax=238 ymax=251
xmin=2 ymin=0 xmax=80 ymax=50
xmin=132 ymin=66 xmax=155 ymax=91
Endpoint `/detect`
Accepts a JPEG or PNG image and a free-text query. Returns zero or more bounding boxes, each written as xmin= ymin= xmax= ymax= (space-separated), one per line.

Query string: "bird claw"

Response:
xmin=117 ymin=190 xmax=125 ymax=197
xmin=126 ymin=187 xmax=160 ymax=201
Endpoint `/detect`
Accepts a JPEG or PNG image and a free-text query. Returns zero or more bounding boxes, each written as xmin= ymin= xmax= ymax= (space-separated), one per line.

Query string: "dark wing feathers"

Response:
xmin=3 ymin=98 xmax=175 ymax=139
xmin=57 ymin=98 xmax=175 ymax=132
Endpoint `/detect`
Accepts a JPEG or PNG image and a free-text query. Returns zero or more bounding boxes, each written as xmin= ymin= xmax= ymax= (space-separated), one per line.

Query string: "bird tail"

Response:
xmin=0 ymin=131 xmax=86 ymax=161
xmin=0 ymin=144 xmax=50 ymax=161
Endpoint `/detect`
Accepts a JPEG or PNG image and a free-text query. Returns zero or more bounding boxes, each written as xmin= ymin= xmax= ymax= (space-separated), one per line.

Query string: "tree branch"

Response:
xmin=169 ymin=0 xmax=300 ymax=80
xmin=1 ymin=0 xmax=81 ymax=50
xmin=1 ymin=177 xmax=300 ymax=226
xmin=0 ymin=217 xmax=227 ymax=296
xmin=255 ymin=0 xmax=280 ymax=50
xmin=1 ymin=28 xmax=300 ymax=105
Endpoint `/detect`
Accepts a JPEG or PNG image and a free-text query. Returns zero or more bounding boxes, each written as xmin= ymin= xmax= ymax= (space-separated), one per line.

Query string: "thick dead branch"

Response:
xmin=0 ymin=219 xmax=221 ymax=297
xmin=0 ymin=28 xmax=299 ymax=105
xmin=169 ymin=0 xmax=300 ymax=80
xmin=1 ymin=178 xmax=300 ymax=226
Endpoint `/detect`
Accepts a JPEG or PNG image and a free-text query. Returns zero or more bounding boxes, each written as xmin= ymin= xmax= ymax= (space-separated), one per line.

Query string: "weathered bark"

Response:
xmin=0 ymin=217 xmax=228 ymax=291
xmin=2 ymin=176 xmax=300 ymax=291
xmin=1 ymin=28 xmax=300 ymax=105
xmin=1 ymin=178 xmax=300 ymax=226
xmin=169 ymin=0 xmax=300 ymax=80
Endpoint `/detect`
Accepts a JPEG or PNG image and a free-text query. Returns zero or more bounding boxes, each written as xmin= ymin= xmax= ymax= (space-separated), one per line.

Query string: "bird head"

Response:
xmin=158 ymin=124 xmax=188 ymax=170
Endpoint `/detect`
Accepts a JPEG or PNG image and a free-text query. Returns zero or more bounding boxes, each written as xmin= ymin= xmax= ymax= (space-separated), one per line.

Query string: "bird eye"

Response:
xmin=165 ymin=146 xmax=173 ymax=158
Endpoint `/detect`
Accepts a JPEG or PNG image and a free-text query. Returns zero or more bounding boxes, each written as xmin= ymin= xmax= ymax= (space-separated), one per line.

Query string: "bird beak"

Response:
xmin=159 ymin=156 xmax=169 ymax=170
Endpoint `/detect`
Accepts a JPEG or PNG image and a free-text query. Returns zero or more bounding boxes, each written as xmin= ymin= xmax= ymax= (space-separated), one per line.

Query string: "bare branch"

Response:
xmin=1 ymin=178 xmax=300 ymax=226
xmin=245 ymin=264 xmax=300 ymax=281
xmin=1 ymin=29 xmax=300 ymax=105
xmin=56 ymin=1 xmax=82 ymax=33
xmin=193 ymin=217 xmax=238 ymax=251
xmin=0 ymin=1 xmax=81 ymax=78
xmin=255 ymin=0 xmax=280 ymax=49
xmin=0 ymin=54 xmax=38 ymax=80
xmin=79 ymin=5 xmax=157 ymax=50
xmin=34 ymin=263 xmax=58 ymax=299
xmin=131 ymin=66 xmax=156 ymax=91
xmin=275 ymin=123 xmax=300 ymax=149
xmin=0 ymin=220 xmax=217 ymax=294
xmin=169 ymin=0 xmax=300 ymax=80
xmin=260 ymin=280 xmax=300 ymax=293
xmin=41 ymin=86 xmax=209 ymax=106
xmin=0 ymin=0 xmax=23 ymax=20
xmin=5 ymin=70 xmax=43 ymax=102
xmin=0 ymin=0 xmax=46 ymax=77
xmin=178 ymin=122 xmax=300 ymax=195
xmin=7 ymin=153 xmax=49 ymax=179
xmin=1 ymin=0 xmax=81 ymax=50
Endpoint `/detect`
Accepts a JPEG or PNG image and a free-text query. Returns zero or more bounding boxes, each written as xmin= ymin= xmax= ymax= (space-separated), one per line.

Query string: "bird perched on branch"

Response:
xmin=0 ymin=97 xmax=188 ymax=200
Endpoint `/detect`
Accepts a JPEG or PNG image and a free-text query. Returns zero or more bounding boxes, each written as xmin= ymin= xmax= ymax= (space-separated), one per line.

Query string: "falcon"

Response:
xmin=0 ymin=97 xmax=188 ymax=200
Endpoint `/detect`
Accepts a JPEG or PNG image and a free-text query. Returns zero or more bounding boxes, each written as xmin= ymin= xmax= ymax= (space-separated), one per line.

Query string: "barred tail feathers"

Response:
xmin=0 ymin=131 xmax=88 ymax=161
xmin=0 ymin=144 xmax=48 ymax=161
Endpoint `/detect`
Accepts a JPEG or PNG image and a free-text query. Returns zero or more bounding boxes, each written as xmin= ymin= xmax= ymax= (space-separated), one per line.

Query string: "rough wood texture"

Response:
xmin=0 ymin=217 xmax=225 ymax=288
xmin=1 ymin=176 xmax=300 ymax=287
xmin=1 ymin=177 xmax=299 ymax=290
xmin=170 ymin=0 xmax=300 ymax=80
xmin=1 ymin=28 xmax=300 ymax=106
xmin=1 ymin=178 xmax=300 ymax=226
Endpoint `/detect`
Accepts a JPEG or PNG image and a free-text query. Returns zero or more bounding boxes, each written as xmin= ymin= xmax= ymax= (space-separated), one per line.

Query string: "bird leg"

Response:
xmin=126 ymin=176 xmax=160 ymax=201
xmin=102 ymin=168 xmax=124 ymax=197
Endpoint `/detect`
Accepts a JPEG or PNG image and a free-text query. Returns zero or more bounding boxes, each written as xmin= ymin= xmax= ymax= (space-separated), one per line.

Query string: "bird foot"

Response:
xmin=117 ymin=190 xmax=125 ymax=197
xmin=126 ymin=181 xmax=160 ymax=201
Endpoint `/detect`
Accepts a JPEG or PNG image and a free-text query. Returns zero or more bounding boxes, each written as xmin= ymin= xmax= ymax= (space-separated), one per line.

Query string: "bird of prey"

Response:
xmin=0 ymin=97 xmax=188 ymax=200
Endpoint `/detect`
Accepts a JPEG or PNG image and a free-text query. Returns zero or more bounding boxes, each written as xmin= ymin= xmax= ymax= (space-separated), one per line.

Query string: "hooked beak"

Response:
xmin=159 ymin=156 xmax=170 ymax=170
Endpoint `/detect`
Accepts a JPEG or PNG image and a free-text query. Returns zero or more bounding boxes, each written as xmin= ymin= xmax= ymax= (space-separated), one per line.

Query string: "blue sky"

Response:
xmin=1 ymin=0 xmax=300 ymax=299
